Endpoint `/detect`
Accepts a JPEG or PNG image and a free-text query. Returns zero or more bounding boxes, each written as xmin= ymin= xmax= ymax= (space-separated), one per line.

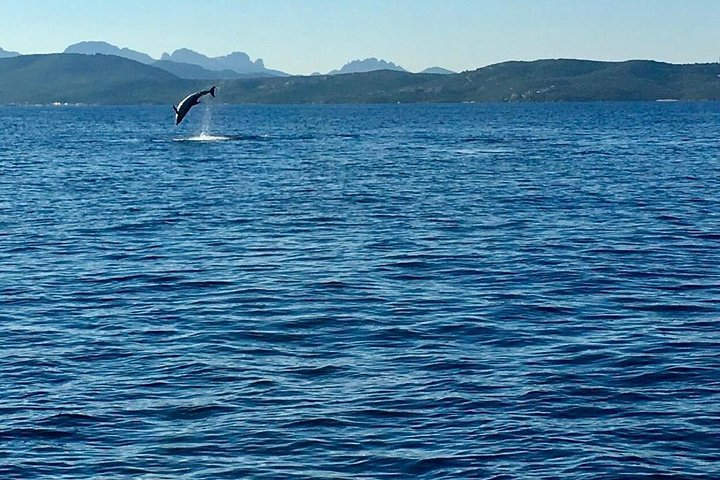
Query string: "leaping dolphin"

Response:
xmin=173 ymin=86 xmax=216 ymax=125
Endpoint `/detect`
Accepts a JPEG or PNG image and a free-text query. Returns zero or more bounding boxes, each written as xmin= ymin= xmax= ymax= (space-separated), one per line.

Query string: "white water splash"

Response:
xmin=200 ymin=103 xmax=212 ymax=137
xmin=173 ymin=102 xmax=232 ymax=141
xmin=174 ymin=133 xmax=232 ymax=142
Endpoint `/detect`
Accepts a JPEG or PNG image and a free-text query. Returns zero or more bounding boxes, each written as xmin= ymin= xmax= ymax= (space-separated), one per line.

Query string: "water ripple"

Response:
xmin=1 ymin=103 xmax=719 ymax=479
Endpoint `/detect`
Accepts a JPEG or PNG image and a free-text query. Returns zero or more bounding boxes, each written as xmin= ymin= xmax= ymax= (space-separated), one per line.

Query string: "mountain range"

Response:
xmin=2 ymin=53 xmax=720 ymax=105
xmin=63 ymin=41 xmax=286 ymax=79
xmin=64 ymin=41 xmax=155 ymax=64
xmin=327 ymin=58 xmax=455 ymax=75
xmin=0 ymin=47 xmax=21 ymax=58
xmin=158 ymin=48 xmax=287 ymax=77
xmin=58 ymin=41 xmax=453 ymax=78
xmin=419 ymin=67 xmax=455 ymax=75
xmin=329 ymin=58 xmax=407 ymax=75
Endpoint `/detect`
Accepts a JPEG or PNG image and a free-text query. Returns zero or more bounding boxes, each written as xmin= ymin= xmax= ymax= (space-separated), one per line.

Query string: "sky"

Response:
xmin=2 ymin=0 xmax=720 ymax=75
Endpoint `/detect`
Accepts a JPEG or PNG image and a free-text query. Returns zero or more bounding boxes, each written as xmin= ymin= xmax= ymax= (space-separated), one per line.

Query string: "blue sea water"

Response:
xmin=1 ymin=102 xmax=719 ymax=479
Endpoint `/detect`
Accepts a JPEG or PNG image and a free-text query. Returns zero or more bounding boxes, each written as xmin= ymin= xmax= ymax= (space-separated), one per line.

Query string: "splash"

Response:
xmin=174 ymin=133 xmax=233 ymax=142
xmin=173 ymin=102 xmax=232 ymax=141
xmin=200 ymin=103 xmax=212 ymax=137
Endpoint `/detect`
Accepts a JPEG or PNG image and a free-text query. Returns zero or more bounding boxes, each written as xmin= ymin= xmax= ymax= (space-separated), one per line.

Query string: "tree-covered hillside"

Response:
xmin=2 ymin=54 xmax=720 ymax=104
xmin=0 ymin=54 xmax=200 ymax=104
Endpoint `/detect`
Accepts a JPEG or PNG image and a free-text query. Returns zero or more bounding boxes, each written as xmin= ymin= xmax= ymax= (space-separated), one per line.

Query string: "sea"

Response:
xmin=1 ymin=102 xmax=719 ymax=479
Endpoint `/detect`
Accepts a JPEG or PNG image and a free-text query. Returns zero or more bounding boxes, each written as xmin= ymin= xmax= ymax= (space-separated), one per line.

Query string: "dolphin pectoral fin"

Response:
xmin=172 ymin=105 xmax=179 ymax=115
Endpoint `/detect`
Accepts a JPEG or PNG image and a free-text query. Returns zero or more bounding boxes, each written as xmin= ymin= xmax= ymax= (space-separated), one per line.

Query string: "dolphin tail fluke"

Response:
xmin=209 ymin=86 xmax=216 ymax=97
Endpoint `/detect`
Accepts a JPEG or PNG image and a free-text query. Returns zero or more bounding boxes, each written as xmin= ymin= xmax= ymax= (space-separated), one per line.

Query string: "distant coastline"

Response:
xmin=2 ymin=53 xmax=720 ymax=105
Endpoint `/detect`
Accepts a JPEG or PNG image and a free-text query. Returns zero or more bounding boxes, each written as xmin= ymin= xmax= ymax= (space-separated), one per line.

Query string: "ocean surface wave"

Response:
xmin=1 ymin=102 xmax=719 ymax=479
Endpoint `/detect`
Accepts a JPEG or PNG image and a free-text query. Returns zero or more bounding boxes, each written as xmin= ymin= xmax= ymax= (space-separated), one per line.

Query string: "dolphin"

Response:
xmin=173 ymin=85 xmax=216 ymax=125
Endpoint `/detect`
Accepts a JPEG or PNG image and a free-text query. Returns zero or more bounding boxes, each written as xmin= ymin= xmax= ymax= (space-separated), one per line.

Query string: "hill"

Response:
xmin=2 ymin=54 xmax=720 ymax=104
xmin=215 ymin=60 xmax=720 ymax=103
xmin=0 ymin=47 xmax=20 ymax=58
xmin=451 ymin=59 xmax=720 ymax=102
xmin=329 ymin=58 xmax=407 ymax=75
xmin=65 ymin=41 xmax=155 ymax=65
xmin=420 ymin=67 xmax=455 ymax=75
xmin=0 ymin=54 xmax=199 ymax=104
xmin=63 ymin=41 xmax=286 ymax=77
xmin=217 ymin=70 xmax=439 ymax=103
xmin=152 ymin=60 xmax=272 ymax=80
xmin=160 ymin=48 xmax=286 ymax=76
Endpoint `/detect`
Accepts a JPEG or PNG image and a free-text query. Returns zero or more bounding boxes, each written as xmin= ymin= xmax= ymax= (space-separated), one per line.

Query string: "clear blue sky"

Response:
xmin=2 ymin=0 xmax=719 ymax=74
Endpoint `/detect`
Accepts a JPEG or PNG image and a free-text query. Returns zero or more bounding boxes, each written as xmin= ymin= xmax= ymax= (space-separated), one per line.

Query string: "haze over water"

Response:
xmin=1 ymin=103 xmax=719 ymax=478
